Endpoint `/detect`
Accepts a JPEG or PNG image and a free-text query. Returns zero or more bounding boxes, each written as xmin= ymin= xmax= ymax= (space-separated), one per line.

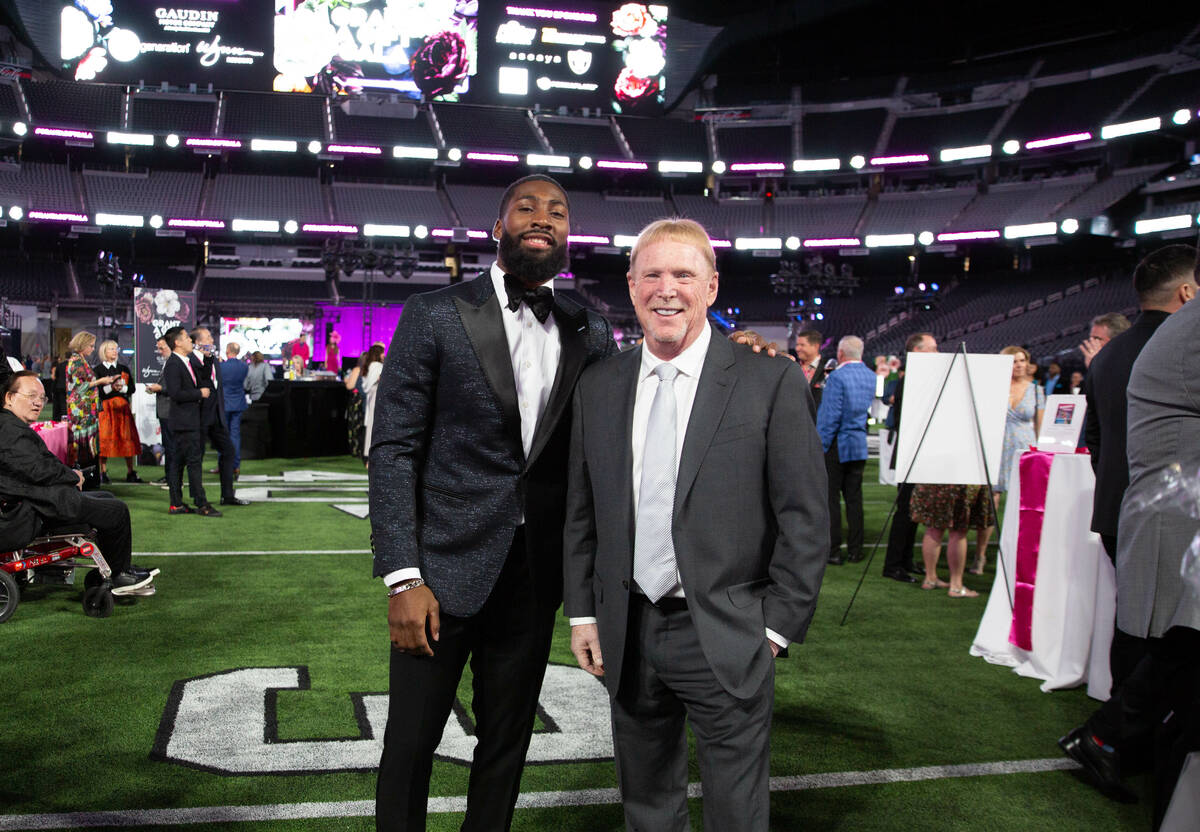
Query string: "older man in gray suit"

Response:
xmin=564 ymin=218 xmax=829 ymax=831
xmin=1060 ymin=287 xmax=1200 ymax=822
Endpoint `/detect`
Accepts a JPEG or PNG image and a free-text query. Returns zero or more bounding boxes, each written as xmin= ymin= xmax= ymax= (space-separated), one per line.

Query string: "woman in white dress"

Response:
xmin=359 ymin=343 xmax=386 ymax=466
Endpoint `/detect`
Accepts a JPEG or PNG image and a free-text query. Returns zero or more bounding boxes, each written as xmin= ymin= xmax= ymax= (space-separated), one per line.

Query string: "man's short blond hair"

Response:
xmin=68 ymin=331 xmax=96 ymax=355
xmin=629 ymin=217 xmax=716 ymax=274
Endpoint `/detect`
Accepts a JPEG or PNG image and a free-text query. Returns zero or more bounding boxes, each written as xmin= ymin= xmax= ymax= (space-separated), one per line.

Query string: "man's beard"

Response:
xmin=498 ymin=230 xmax=569 ymax=286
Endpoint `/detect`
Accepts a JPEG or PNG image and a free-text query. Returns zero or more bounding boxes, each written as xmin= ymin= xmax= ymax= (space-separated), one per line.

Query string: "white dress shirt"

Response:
xmin=383 ymin=262 xmax=561 ymax=588
xmin=569 ymin=325 xmax=787 ymax=649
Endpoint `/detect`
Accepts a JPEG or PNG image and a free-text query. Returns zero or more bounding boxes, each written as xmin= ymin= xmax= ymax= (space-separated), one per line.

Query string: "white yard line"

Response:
xmin=133 ymin=549 xmax=371 ymax=557
xmin=0 ymin=758 xmax=1079 ymax=829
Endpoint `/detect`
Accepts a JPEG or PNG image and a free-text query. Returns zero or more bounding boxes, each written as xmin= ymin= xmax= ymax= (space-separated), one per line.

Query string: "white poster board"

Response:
xmin=895 ymin=352 xmax=1013 ymax=485
xmin=1037 ymin=394 xmax=1087 ymax=453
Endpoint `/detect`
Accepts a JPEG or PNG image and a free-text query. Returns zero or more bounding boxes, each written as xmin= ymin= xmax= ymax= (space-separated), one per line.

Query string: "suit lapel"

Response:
xmin=454 ymin=277 xmax=522 ymax=451
xmin=525 ymin=300 xmax=587 ymax=470
xmin=615 ymin=347 xmax=641 ymax=553
xmin=675 ymin=332 xmax=736 ymax=507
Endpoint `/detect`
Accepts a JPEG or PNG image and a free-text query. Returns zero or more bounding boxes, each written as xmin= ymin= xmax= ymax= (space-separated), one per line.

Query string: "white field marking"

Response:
xmin=132 ymin=549 xmax=371 ymax=557
xmin=0 ymin=758 xmax=1081 ymax=829
xmin=332 ymin=504 xmax=371 ymax=518
xmin=235 ymin=486 xmax=367 ymax=502
xmin=236 ymin=470 xmax=369 ymax=483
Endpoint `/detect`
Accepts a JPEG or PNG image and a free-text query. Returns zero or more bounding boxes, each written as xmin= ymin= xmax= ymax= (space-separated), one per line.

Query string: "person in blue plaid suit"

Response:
xmin=816 ymin=335 xmax=878 ymax=564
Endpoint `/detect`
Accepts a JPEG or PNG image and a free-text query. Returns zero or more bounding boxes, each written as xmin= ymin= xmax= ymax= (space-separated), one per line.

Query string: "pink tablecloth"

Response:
xmin=31 ymin=421 xmax=69 ymax=463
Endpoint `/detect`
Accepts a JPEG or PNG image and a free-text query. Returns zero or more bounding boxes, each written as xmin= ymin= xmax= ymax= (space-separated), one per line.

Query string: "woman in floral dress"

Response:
xmin=65 ymin=331 xmax=116 ymax=469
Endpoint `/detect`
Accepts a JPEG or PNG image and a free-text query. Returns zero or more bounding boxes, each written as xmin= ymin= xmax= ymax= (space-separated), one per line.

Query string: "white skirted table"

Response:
xmin=970 ymin=451 xmax=1116 ymax=698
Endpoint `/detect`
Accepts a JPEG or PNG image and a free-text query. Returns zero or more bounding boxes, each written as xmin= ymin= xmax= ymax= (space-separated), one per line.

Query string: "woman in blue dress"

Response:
xmin=994 ymin=344 xmax=1045 ymax=516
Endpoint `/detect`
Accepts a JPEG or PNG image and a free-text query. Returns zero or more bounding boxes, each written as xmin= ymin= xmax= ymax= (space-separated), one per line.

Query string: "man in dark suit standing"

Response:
xmin=161 ymin=326 xmax=220 ymax=517
xmin=219 ymin=341 xmax=249 ymax=478
xmin=564 ymin=219 xmax=828 ymax=831
xmin=369 ymin=175 xmax=616 ymax=831
xmin=794 ymin=327 xmax=825 ymax=406
xmin=143 ymin=337 xmax=174 ymax=484
xmin=190 ymin=327 xmax=246 ymax=506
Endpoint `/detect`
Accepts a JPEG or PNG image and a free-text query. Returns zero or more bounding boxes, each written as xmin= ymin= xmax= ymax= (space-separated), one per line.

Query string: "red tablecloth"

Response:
xmin=31 ymin=421 xmax=69 ymax=463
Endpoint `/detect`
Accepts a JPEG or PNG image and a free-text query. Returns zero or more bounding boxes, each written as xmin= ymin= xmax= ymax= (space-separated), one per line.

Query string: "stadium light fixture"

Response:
xmin=28 ymin=210 xmax=87 ymax=223
xmin=467 ymin=152 xmax=519 ymax=163
xmin=658 ymin=160 xmax=704 ymax=174
xmin=308 ymin=140 xmax=323 ymax=154
xmin=804 ymin=237 xmax=860 ymax=248
xmin=577 ymin=156 xmax=593 ymax=170
xmin=1004 ymin=221 xmax=1058 ymax=239
xmin=447 ymin=147 xmax=463 ymax=161
xmin=96 ymin=212 xmax=144 ymax=228
xmin=168 ymin=218 xmax=225 ymax=229
xmin=792 ymin=158 xmax=840 ymax=172
xmin=12 ymin=121 xmax=27 ymax=136
xmin=711 ymin=160 xmax=726 ymax=174
xmin=304 ymin=223 xmax=357 ymax=234
xmin=1173 ymin=108 xmax=1191 ymax=126
xmin=917 ymin=231 xmax=934 ymax=245
xmin=865 ymin=233 xmax=915 ymax=248
xmin=709 ymin=239 xmax=732 ymax=249
xmin=165 ymin=133 xmax=180 ymax=148
xmin=613 ymin=234 xmax=638 ymax=248
xmin=784 ymin=236 xmax=801 ymax=250
xmin=414 ymin=224 xmax=429 ymax=239
xmin=364 ymin=224 xmax=411 ymax=238
xmin=392 ymin=146 xmax=438 ymax=160
xmin=107 ymin=131 xmax=154 ymax=147
xmin=431 ymin=228 xmax=489 ymax=239
xmin=1099 ymin=117 xmax=1160 ymax=140
xmin=527 ymin=153 xmax=570 ymax=168
xmin=1060 ymin=218 xmax=1079 ymax=234
xmin=231 ymin=218 xmax=280 ymax=233
xmin=567 ymin=234 xmax=610 ymax=244
xmin=149 ymin=214 xmax=163 ymax=228
xmin=734 ymin=237 xmax=782 ymax=250
xmin=849 ymin=155 xmax=866 ymax=169
xmin=283 ymin=220 xmax=298 ymax=234
xmin=937 ymin=230 xmax=1000 ymax=242
xmin=1133 ymin=214 xmax=1193 ymax=235
xmin=35 ymin=127 xmax=93 ymax=141
xmin=939 ymin=144 xmax=992 ymax=162
xmin=729 ymin=162 xmax=786 ymax=172
xmin=251 ymin=138 xmax=299 ymax=153
xmin=597 ymin=159 xmax=648 ymax=171
xmin=186 ymin=137 xmax=241 ymax=149
xmin=1001 ymin=139 xmax=1020 ymax=155
xmin=1025 ymin=132 xmax=1091 ymax=150
xmin=327 ymin=144 xmax=383 ymax=155
xmin=870 ymin=154 xmax=929 ymax=166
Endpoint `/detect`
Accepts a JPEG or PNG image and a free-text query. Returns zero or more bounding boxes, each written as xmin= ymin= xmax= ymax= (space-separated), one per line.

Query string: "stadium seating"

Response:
xmin=537 ymin=117 xmax=625 ymax=157
xmin=0 ymin=160 xmax=81 ymax=212
xmin=332 ymin=181 xmax=451 ymax=227
xmin=130 ymin=96 xmax=217 ymax=135
xmin=331 ymin=107 xmax=437 ymax=146
xmin=23 ymin=80 xmax=123 ymax=130
xmin=715 ymin=124 xmax=792 ymax=161
xmin=204 ymin=173 xmax=325 ymax=221
xmin=221 ymin=92 xmax=325 ymax=140
xmin=83 ymin=168 xmax=204 ymax=217
xmin=434 ymin=104 xmax=543 ymax=154
xmin=616 ymin=116 xmax=708 ymax=159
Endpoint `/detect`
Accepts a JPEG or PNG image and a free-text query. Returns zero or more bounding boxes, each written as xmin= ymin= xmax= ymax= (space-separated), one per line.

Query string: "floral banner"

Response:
xmin=133 ymin=288 xmax=196 ymax=386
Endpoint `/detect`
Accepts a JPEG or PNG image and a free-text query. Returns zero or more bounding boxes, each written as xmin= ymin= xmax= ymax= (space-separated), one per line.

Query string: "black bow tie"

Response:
xmin=503 ymin=274 xmax=554 ymax=324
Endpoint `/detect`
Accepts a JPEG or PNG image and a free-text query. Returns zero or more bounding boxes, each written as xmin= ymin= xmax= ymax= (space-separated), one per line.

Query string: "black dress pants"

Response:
xmin=825 ymin=440 xmax=866 ymax=558
xmin=159 ymin=417 xmax=175 ymax=475
xmin=882 ymin=482 xmax=919 ymax=573
xmin=202 ymin=417 xmax=236 ymax=501
xmin=375 ymin=530 xmax=558 ymax=832
xmin=168 ymin=429 xmax=207 ymax=508
xmin=43 ymin=491 xmax=131 ymax=574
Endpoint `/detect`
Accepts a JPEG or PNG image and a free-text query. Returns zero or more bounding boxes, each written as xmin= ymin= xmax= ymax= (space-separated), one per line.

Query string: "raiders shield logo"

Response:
xmin=567 ymin=49 xmax=592 ymax=76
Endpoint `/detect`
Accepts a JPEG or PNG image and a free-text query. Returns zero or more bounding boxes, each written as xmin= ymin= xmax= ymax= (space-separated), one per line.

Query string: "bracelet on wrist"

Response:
xmin=387 ymin=578 xmax=425 ymax=598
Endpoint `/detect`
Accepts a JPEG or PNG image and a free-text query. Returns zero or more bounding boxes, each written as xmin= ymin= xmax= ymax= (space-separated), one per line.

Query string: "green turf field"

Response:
xmin=0 ymin=454 xmax=1155 ymax=830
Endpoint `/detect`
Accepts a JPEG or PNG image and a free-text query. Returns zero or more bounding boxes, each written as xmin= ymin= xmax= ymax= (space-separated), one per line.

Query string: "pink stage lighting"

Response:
xmin=466 ymin=152 xmax=520 ymax=163
xmin=505 ymin=6 xmax=597 ymax=22
xmin=326 ymin=144 xmax=383 ymax=155
xmin=869 ymin=154 xmax=930 ymax=166
xmin=728 ymin=162 xmax=786 ymax=172
xmin=186 ymin=138 xmax=242 ymax=149
xmin=1024 ymin=132 xmax=1092 ymax=149
xmin=302 ymin=223 xmax=358 ymax=234
xmin=29 ymin=210 xmax=88 ymax=223
xmin=596 ymin=160 xmax=649 ymax=171
xmin=803 ymin=237 xmax=861 ymax=248
xmin=168 ymin=218 xmax=227 ymax=229
xmin=34 ymin=127 xmax=94 ymax=140
xmin=709 ymin=239 xmax=732 ymax=248
xmin=936 ymin=230 xmax=1000 ymax=242
xmin=567 ymin=234 xmax=610 ymax=244
xmin=431 ymin=228 xmax=490 ymax=239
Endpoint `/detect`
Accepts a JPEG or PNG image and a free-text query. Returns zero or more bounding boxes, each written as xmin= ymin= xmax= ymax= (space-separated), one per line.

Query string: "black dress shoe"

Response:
xmin=100 ymin=472 xmax=111 ymax=484
xmin=904 ymin=563 xmax=923 ymax=575
xmin=168 ymin=504 xmax=195 ymax=515
xmin=153 ymin=476 xmax=167 ymax=484
xmin=197 ymin=503 xmax=223 ymax=517
xmin=846 ymin=552 xmax=865 ymax=563
xmin=827 ymin=555 xmax=845 ymax=565
xmin=883 ymin=569 xmax=919 ymax=583
xmin=125 ymin=471 xmax=145 ymax=483
xmin=1058 ymin=726 xmax=1135 ymax=801
xmin=220 ymin=497 xmax=250 ymax=506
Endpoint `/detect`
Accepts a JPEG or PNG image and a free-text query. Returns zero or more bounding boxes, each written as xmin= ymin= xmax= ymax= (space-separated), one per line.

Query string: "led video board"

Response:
xmin=58 ymin=0 xmax=274 ymax=88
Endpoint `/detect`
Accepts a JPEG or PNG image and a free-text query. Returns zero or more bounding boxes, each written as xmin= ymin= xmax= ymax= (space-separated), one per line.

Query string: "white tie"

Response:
xmin=634 ymin=363 xmax=680 ymax=602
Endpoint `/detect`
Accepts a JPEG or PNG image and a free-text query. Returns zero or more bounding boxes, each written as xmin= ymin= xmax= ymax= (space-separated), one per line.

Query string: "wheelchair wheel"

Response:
xmin=83 ymin=568 xmax=104 ymax=590
xmin=0 ymin=571 xmax=18 ymax=624
xmin=82 ymin=585 xmax=114 ymax=618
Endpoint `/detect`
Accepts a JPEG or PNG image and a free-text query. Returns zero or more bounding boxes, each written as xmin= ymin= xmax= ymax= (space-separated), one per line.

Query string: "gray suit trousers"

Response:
xmin=612 ymin=596 xmax=774 ymax=832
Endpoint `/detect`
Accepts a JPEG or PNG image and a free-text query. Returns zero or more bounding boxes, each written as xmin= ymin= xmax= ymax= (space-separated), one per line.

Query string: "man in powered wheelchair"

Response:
xmin=1 ymin=370 xmax=158 ymax=621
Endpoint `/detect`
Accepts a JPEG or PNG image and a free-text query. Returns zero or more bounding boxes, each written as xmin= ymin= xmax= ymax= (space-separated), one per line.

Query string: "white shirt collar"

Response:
xmin=639 ymin=321 xmax=712 ymax=381
xmin=490 ymin=262 xmax=555 ymax=314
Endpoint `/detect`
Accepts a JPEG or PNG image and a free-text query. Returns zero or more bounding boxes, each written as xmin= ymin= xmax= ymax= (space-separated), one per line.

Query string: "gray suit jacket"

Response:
xmin=1116 ymin=298 xmax=1200 ymax=639
xmin=563 ymin=329 xmax=829 ymax=699
xmin=369 ymin=272 xmax=616 ymax=617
